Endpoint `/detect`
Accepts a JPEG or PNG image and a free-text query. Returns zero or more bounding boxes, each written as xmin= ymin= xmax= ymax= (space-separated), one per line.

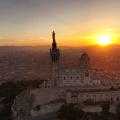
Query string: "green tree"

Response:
xmin=101 ymin=101 xmax=110 ymax=120
xmin=116 ymin=101 xmax=120 ymax=120
xmin=57 ymin=103 xmax=84 ymax=120
xmin=0 ymin=80 xmax=43 ymax=120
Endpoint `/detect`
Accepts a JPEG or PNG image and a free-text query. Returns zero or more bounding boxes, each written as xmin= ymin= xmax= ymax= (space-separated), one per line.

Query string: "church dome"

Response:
xmin=80 ymin=52 xmax=90 ymax=68
xmin=80 ymin=52 xmax=90 ymax=61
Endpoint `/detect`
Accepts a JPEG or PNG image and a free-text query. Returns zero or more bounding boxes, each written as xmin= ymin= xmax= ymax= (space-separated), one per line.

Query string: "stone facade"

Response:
xmin=58 ymin=68 xmax=101 ymax=87
xmin=66 ymin=89 xmax=120 ymax=104
xmin=30 ymin=87 xmax=120 ymax=116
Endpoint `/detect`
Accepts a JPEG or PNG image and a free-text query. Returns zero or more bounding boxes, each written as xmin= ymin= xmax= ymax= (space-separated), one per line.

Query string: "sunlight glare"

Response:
xmin=97 ymin=33 xmax=112 ymax=46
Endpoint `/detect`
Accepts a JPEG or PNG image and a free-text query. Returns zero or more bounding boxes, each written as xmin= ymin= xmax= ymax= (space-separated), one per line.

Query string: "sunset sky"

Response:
xmin=0 ymin=0 xmax=120 ymax=46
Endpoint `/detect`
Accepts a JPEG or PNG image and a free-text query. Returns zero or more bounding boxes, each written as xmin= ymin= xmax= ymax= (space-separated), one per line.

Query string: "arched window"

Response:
xmin=71 ymin=76 xmax=72 ymax=80
xmin=64 ymin=77 xmax=66 ymax=80
xmin=77 ymin=76 xmax=79 ymax=79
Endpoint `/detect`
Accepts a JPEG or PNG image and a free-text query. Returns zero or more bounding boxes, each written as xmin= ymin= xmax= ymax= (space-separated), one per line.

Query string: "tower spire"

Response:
xmin=52 ymin=31 xmax=56 ymax=43
xmin=52 ymin=31 xmax=57 ymax=50
xmin=50 ymin=31 xmax=60 ymax=62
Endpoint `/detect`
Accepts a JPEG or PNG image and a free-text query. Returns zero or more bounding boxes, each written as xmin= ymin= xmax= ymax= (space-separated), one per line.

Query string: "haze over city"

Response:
xmin=1 ymin=1 xmax=120 ymax=120
xmin=0 ymin=0 xmax=120 ymax=46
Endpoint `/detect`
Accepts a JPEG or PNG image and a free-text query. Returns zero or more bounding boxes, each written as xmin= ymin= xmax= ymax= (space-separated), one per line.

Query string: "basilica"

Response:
xmin=49 ymin=31 xmax=101 ymax=88
xmin=12 ymin=31 xmax=120 ymax=120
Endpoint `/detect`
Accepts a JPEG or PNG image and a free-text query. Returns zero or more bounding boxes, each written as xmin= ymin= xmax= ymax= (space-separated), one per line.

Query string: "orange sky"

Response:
xmin=0 ymin=28 xmax=119 ymax=46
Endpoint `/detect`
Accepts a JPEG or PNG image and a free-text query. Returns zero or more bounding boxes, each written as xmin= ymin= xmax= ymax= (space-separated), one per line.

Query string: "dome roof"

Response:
xmin=80 ymin=52 xmax=90 ymax=61
xmin=80 ymin=52 xmax=90 ymax=67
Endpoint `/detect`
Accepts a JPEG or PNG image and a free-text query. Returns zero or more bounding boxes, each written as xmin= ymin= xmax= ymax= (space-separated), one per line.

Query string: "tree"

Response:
xmin=101 ymin=101 xmax=110 ymax=120
xmin=57 ymin=103 xmax=84 ymax=120
xmin=116 ymin=101 xmax=120 ymax=120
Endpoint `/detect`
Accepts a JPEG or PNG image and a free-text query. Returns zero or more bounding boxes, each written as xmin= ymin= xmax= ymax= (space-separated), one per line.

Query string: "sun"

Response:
xmin=97 ymin=33 xmax=111 ymax=46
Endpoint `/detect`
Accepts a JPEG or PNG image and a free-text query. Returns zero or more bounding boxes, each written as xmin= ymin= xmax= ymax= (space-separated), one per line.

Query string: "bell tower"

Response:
xmin=50 ymin=31 xmax=60 ymax=87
